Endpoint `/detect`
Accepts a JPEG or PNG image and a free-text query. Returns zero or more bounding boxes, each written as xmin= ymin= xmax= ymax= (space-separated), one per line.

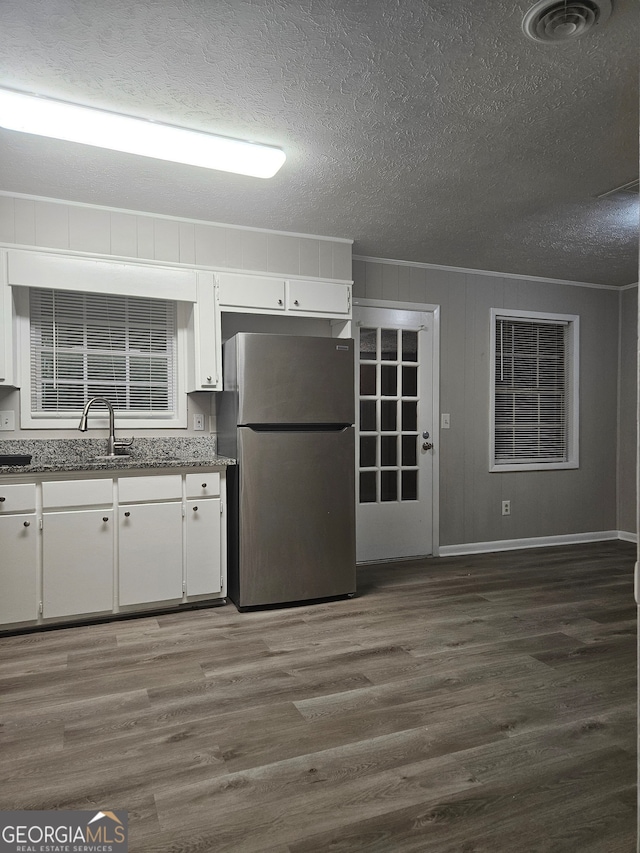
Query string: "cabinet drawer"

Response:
xmin=185 ymin=472 xmax=220 ymax=498
xmin=118 ymin=474 xmax=182 ymax=503
xmin=43 ymin=478 xmax=113 ymax=509
xmin=0 ymin=483 xmax=36 ymax=513
xmin=218 ymin=273 xmax=285 ymax=311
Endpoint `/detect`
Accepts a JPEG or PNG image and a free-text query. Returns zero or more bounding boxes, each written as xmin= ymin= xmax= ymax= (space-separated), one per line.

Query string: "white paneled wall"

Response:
xmin=0 ymin=194 xmax=353 ymax=282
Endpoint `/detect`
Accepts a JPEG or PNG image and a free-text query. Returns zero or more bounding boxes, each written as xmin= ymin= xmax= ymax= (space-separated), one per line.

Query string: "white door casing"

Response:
xmin=354 ymin=303 xmax=439 ymax=562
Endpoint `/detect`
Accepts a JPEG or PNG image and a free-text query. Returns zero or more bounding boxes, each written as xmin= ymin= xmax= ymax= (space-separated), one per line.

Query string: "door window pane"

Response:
xmin=401 ymin=435 xmax=417 ymax=466
xmin=402 ymin=401 xmax=417 ymax=432
xmin=360 ymin=364 xmax=376 ymax=396
xmin=381 ymin=470 xmax=397 ymax=501
xmin=381 ymin=365 xmax=397 ymax=396
xmin=402 ymin=365 xmax=418 ymax=397
xmin=359 ymin=471 xmax=377 ymax=503
xmin=360 ymin=400 xmax=376 ymax=431
xmin=401 ymin=470 xmax=418 ymax=501
xmin=381 ymin=436 xmax=397 ymax=466
xmin=360 ymin=328 xmax=377 ymax=360
xmin=402 ymin=330 xmax=418 ymax=362
xmin=381 ymin=401 xmax=397 ymax=431
xmin=381 ymin=329 xmax=397 ymax=361
xmin=360 ymin=436 xmax=377 ymax=467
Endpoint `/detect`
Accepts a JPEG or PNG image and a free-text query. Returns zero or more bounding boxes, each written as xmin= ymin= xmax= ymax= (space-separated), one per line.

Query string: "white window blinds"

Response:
xmin=30 ymin=288 xmax=177 ymax=415
xmin=494 ymin=317 xmax=568 ymax=464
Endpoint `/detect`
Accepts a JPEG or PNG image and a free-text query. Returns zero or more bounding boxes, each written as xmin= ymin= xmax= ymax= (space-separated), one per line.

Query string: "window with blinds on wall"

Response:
xmin=29 ymin=288 xmax=177 ymax=416
xmin=491 ymin=310 xmax=579 ymax=470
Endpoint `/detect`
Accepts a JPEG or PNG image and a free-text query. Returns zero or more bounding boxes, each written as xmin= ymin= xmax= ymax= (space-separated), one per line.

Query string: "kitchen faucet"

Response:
xmin=78 ymin=396 xmax=133 ymax=457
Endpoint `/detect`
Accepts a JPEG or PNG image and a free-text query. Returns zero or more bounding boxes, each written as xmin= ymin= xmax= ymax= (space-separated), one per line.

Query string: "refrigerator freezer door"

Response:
xmin=236 ymin=426 xmax=356 ymax=607
xmin=235 ymin=333 xmax=354 ymax=425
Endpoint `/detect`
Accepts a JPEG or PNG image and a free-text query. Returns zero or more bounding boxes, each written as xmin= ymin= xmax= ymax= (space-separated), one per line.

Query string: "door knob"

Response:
xmin=422 ymin=441 xmax=433 ymax=451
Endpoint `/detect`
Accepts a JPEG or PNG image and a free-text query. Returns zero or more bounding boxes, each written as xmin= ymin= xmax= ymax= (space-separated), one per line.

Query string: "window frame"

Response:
xmin=15 ymin=287 xmax=189 ymax=430
xmin=489 ymin=307 xmax=579 ymax=472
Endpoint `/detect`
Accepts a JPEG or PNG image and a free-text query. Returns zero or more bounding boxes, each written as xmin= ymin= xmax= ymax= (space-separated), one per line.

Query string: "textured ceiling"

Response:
xmin=1 ymin=0 xmax=638 ymax=285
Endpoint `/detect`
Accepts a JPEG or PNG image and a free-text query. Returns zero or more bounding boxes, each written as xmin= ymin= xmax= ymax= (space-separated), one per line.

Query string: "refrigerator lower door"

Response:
xmin=235 ymin=426 xmax=356 ymax=608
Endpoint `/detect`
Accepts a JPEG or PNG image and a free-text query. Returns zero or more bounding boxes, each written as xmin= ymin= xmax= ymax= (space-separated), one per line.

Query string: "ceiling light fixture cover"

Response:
xmin=0 ymin=88 xmax=286 ymax=178
xmin=522 ymin=0 xmax=612 ymax=43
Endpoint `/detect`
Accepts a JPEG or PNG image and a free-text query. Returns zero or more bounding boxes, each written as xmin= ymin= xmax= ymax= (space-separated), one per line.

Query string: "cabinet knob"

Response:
xmin=0 ymin=497 xmax=5 ymax=502
xmin=124 ymin=511 xmax=131 ymax=517
xmin=202 ymin=483 xmax=207 ymax=488
xmin=277 ymin=299 xmax=283 ymax=305
xmin=103 ymin=517 xmax=109 ymax=523
xmin=294 ymin=299 xmax=300 ymax=306
xmin=23 ymin=520 xmax=30 ymax=527
xmin=206 ymin=376 xmax=212 ymax=382
xmin=193 ymin=506 xmax=198 ymax=512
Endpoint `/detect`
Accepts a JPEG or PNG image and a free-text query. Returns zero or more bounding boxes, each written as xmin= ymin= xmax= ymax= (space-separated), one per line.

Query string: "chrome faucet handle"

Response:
xmin=114 ymin=437 xmax=134 ymax=454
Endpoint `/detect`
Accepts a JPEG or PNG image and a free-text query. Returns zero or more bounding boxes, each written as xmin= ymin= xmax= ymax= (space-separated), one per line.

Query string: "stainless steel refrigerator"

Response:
xmin=218 ymin=332 xmax=356 ymax=609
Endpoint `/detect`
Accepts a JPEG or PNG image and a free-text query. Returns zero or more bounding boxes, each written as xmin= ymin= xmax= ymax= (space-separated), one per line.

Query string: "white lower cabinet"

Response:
xmin=0 ymin=467 xmax=227 ymax=630
xmin=119 ymin=500 xmax=184 ymax=606
xmin=186 ymin=497 xmax=222 ymax=596
xmin=42 ymin=509 xmax=114 ymax=618
xmin=0 ymin=513 xmax=38 ymax=624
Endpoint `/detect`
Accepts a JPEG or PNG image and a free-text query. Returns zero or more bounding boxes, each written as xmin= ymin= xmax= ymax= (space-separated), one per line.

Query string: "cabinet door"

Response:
xmin=186 ymin=271 xmax=222 ymax=391
xmin=186 ymin=498 xmax=221 ymax=596
xmin=287 ymin=279 xmax=351 ymax=315
xmin=0 ymin=513 xmax=38 ymax=624
xmin=218 ymin=273 xmax=286 ymax=312
xmin=0 ymin=259 xmax=14 ymax=386
xmin=119 ymin=502 xmax=183 ymax=605
xmin=42 ymin=510 xmax=114 ymax=619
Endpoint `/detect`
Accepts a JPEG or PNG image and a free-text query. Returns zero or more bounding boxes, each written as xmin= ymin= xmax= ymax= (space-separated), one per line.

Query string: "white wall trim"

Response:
xmin=618 ymin=530 xmax=638 ymax=544
xmin=354 ymin=253 xmax=624 ymax=292
xmin=0 ymin=243 xmax=353 ymax=286
xmin=0 ymin=191 xmax=354 ymax=245
xmin=439 ymin=531 xmax=625 ymax=557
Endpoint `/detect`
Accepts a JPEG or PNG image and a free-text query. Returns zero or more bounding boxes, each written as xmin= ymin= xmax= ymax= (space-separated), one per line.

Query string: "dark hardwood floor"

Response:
xmin=0 ymin=541 xmax=636 ymax=852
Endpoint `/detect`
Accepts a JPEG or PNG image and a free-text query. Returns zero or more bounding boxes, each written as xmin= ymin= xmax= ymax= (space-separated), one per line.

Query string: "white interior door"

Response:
xmin=355 ymin=306 xmax=435 ymax=562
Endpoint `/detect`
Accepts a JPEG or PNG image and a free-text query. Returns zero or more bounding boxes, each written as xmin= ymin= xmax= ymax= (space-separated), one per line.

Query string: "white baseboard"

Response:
xmin=617 ymin=530 xmax=638 ymax=544
xmin=438 ymin=530 xmax=627 ymax=557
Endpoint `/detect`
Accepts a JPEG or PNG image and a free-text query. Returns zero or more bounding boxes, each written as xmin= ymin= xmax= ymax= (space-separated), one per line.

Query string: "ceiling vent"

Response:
xmin=522 ymin=0 xmax=612 ymax=43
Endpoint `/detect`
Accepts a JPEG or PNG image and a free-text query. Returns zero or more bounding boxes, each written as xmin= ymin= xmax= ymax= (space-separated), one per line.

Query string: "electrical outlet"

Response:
xmin=193 ymin=413 xmax=205 ymax=431
xmin=501 ymin=500 xmax=511 ymax=516
xmin=0 ymin=411 xmax=15 ymax=431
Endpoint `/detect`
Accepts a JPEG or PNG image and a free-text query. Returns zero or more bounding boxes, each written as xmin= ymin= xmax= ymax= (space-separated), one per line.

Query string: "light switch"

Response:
xmin=441 ymin=413 xmax=450 ymax=429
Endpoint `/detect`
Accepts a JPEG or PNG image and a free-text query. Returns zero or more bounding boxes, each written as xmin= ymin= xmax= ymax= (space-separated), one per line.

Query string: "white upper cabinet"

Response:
xmin=217 ymin=272 xmax=352 ymax=318
xmin=185 ymin=271 xmax=222 ymax=391
xmin=0 ymin=251 xmax=16 ymax=386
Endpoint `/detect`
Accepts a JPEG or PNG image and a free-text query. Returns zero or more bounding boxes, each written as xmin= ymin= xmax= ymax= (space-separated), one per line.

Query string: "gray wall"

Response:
xmin=353 ymin=258 xmax=622 ymax=547
xmin=617 ymin=286 xmax=638 ymax=534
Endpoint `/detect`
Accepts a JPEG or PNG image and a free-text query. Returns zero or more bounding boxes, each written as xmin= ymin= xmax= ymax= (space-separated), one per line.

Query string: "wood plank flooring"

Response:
xmin=0 ymin=541 xmax=636 ymax=852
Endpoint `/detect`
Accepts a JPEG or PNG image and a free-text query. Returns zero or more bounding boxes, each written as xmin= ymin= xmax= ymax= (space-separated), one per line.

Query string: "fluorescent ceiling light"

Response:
xmin=0 ymin=88 xmax=286 ymax=178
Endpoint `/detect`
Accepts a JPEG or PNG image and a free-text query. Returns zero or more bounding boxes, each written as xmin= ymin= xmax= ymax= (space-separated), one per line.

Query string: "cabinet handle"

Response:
xmin=124 ymin=511 xmax=131 ymax=517
xmin=294 ymin=299 xmax=300 ymax=306
xmin=23 ymin=520 xmax=30 ymax=527
xmin=193 ymin=506 xmax=198 ymax=512
xmin=103 ymin=517 xmax=109 ymax=523
xmin=277 ymin=298 xmax=283 ymax=305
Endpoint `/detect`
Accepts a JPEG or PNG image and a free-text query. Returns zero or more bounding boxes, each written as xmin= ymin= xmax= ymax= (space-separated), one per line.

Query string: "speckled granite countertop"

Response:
xmin=0 ymin=438 xmax=235 ymax=475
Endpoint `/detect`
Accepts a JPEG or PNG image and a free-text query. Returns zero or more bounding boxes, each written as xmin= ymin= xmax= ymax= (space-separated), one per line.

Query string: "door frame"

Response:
xmin=353 ymin=298 xmax=441 ymax=558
